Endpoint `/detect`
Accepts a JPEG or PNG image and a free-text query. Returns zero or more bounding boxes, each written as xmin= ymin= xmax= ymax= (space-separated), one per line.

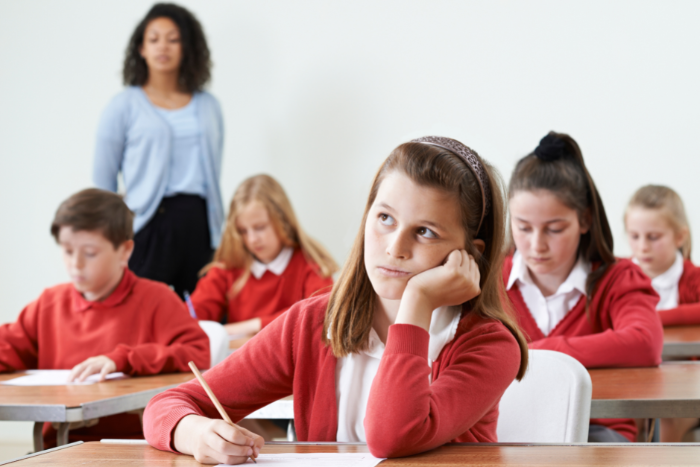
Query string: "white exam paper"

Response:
xmin=1 ymin=370 xmax=128 ymax=386
xmin=217 ymin=452 xmax=384 ymax=467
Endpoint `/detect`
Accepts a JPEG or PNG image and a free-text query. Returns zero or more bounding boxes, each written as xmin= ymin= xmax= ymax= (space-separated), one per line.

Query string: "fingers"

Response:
xmin=67 ymin=362 xmax=85 ymax=383
xmin=99 ymin=364 xmax=111 ymax=382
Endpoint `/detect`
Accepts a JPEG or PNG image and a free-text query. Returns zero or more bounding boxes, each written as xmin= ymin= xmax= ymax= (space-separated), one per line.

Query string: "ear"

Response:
xmin=119 ymin=240 xmax=135 ymax=267
xmin=473 ymin=239 xmax=486 ymax=255
xmin=579 ymin=208 xmax=592 ymax=235
xmin=675 ymin=227 xmax=689 ymax=249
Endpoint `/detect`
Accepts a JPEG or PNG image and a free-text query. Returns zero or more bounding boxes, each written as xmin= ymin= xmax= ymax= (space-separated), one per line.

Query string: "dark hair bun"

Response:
xmin=534 ymin=133 xmax=572 ymax=162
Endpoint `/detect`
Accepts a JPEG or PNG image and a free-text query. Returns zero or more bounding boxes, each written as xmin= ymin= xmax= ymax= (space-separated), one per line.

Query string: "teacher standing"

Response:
xmin=94 ymin=3 xmax=224 ymax=299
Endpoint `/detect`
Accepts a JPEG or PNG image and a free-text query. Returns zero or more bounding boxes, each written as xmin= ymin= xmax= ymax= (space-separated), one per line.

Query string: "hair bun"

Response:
xmin=534 ymin=134 xmax=572 ymax=162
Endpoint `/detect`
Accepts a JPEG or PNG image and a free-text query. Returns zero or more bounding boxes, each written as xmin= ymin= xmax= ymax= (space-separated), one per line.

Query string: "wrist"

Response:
xmin=395 ymin=287 xmax=434 ymax=332
xmin=173 ymin=414 xmax=203 ymax=454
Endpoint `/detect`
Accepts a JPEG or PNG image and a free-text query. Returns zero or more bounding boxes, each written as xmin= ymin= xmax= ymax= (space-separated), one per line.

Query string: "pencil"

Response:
xmin=188 ymin=361 xmax=257 ymax=464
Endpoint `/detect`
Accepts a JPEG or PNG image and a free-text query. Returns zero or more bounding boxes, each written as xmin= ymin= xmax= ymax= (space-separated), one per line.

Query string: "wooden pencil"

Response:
xmin=188 ymin=361 xmax=257 ymax=464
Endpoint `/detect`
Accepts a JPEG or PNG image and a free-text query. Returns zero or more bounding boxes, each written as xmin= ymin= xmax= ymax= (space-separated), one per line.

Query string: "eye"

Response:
xmin=548 ymin=228 xmax=564 ymax=234
xmin=379 ymin=213 xmax=395 ymax=226
xmin=517 ymin=226 xmax=531 ymax=232
xmin=417 ymin=227 xmax=437 ymax=239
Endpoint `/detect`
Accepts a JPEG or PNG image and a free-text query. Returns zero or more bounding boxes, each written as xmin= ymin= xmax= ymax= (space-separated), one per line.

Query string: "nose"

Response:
xmin=72 ymin=252 xmax=85 ymax=270
xmin=386 ymin=229 xmax=411 ymax=260
xmin=532 ymin=229 xmax=548 ymax=253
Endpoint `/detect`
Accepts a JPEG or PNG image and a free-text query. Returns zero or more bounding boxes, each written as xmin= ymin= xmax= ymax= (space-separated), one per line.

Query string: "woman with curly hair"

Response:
xmin=93 ymin=3 xmax=224 ymax=299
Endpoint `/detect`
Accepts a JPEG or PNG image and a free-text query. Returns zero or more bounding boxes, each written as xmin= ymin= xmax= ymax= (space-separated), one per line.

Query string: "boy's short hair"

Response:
xmin=50 ymin=188 xmax=134 ymax=248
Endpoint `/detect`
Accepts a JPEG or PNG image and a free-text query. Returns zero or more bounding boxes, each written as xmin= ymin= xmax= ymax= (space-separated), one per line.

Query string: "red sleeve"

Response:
xmin=0 ymin=300 xmax=40 ymax=372
xmin=258 ymin=267 xmax=333 ymax=329
xmin=529 ymin=265 xmax=663 ymax=368
xmin=143 ymin=301 xmax=299 ymax=452
xmin=104 ymin=289 xmax=211 ymax=375
xmin=364 ymin=322 xmax=520 ymax=458
xmin=190 ymin=267 xmax=230 ymax=322
xmin=658 ymin=303 xmax=700 ymax=326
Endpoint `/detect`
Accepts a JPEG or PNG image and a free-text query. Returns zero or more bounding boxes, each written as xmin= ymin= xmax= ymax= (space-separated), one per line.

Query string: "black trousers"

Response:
xmin=129 ymin=194 xmax=214 ymax=299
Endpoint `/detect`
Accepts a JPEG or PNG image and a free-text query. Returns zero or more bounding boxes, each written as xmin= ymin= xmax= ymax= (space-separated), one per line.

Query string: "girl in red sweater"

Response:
xmin=144 ymin=136 xmax=528 ymax=463
xmin=191 ymin=174 xmax=338 ymax=336
xmin=625 ymin=184 xmax=699 ymax=441
xmin=504 ymin=132 xmax=663 ymax=443
xmin=626 ymin=185 xmax=698 ymax=326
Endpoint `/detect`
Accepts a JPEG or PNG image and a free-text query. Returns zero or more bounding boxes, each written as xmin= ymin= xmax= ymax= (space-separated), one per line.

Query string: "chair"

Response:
xmin=497 ymin=349 xmax=592 ymax=442
xmin=198 ymin=320 xmax=230 ymax=367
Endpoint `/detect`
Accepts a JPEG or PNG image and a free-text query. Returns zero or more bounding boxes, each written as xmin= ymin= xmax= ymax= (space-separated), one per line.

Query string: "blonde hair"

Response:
xmin=324 ymin=141 xmax=528 ymax=380
xmin=626 ymin=184 xmax=692 ymax=260
xmin=203 ymin=174 xmax=339 ymax=297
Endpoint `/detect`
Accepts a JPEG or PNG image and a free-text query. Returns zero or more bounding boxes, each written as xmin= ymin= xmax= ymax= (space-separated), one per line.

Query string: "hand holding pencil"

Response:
xmin=171 ymin=362 xmax=264 ymax=465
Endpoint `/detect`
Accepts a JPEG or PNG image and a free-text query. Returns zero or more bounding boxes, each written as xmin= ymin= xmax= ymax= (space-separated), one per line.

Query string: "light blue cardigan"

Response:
xmin=93 ymin=86 xmax=224 ymax=248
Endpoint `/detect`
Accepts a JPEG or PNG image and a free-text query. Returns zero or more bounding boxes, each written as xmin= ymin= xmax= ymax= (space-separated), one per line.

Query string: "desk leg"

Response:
xmin=56 ymin=423 xmax=69 ymax=446
xmin=287 ymin=420 xmax=296 ymax=442
xmin=32 ymin=422 xmax=43 ymax=453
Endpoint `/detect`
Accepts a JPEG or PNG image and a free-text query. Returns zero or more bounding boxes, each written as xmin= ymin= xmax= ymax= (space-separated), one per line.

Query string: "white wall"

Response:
xmin=0 ymin=0 xmax=699 ymax=442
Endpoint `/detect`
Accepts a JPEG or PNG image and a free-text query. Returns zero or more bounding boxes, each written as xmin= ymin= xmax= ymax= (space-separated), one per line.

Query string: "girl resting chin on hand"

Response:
xmin=143 ymin=136 xmax=528 ymax=464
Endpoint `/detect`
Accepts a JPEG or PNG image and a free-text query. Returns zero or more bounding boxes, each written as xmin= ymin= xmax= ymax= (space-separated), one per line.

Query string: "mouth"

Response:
xmin=376 ymin=266 xmax=411 ymax=278
xmin=528 ymin=257 xmax=550 ymax=264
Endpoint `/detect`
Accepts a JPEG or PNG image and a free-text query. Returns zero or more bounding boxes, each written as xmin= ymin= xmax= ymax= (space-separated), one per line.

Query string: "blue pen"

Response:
xmin=184 ymin=291 xmax=197 ymax=319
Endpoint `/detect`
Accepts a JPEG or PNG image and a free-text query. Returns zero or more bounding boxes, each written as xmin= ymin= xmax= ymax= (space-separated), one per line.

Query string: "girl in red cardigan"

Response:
xmin=191 ymin=174 xmax=338 ymax=336
xmin=625 ymin=185 xmax=699 ymax=441
xmin=504 ymin=132 xmax=663 ymax=443
xmin=144 ymin=136 xmax=528 ymax=463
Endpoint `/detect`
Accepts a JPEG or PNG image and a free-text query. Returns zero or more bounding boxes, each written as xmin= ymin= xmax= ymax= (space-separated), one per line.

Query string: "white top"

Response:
xmin=506 ymin=250 xmax=590 ymax=336
xmin=250 ymin=247 xmax=294 ymax=279
xmin=334 ymin=305 xmax=463 ymax=442
xmin=155 ymin=98 xmax=207 ymax=198
xmin=634 ymin=251 xmax=684 ymax=310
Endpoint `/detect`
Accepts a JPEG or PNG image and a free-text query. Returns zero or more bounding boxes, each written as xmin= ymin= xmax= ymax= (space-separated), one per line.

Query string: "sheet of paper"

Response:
xmin=218 ymin=452 xmax=384 ymax=467
xmin=1 ymin=370 xmax=127 ymax=386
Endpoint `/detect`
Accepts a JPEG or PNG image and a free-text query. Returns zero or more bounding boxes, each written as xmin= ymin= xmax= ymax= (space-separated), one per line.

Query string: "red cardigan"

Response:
xmin=657 ymin=260 xmax=700 ymax=326
xmin=143 ymin=293 xmax=522 ymax=458
xmin=191 ymin=249 xmax=333 ymax=328
xmin=502 ymin=256 xmax=663 ymax=442
xmin=0 ymin=268 xmax=210 ymax=446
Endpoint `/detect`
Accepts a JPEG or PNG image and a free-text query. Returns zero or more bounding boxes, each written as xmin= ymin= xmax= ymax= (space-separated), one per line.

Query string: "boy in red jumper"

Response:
xmin=0 ymin=188 xmax=210 ymax=446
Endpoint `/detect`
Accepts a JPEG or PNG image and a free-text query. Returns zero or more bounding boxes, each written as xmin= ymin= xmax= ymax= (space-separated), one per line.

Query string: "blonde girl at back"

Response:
xmin=625 ymin=184 xmax=699 ymax=442
xmin=191 ymin=174 xmax=338 ymax=336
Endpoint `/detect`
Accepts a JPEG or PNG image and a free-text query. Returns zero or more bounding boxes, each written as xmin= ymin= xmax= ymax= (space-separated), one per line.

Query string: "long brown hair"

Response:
xmin=508 ymin=131 xmax=615 ymax=308
xmin=626 ymin=185 xmax=692 ymax=260
xmin=203 ymin=174 xmax=338 ymax=298
xmin=324 ymin=139 xmax=528 ymax=380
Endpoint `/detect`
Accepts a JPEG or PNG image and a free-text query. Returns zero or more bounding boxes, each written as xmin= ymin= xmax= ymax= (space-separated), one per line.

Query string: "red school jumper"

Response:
xmin=143 ymin=293 xmax=522 ymax=458
xmin=191 ymin=248 xmax=333 ymax=327
xmin=0 ymin=268 xmax=210 ymax=447
xmin=657 ymin=260 xmax=700 ymax=326
xmin=502 ymin=256 xmax=663 ymax=442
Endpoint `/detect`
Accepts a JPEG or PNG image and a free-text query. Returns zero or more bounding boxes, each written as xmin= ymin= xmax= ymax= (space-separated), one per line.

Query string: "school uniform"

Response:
xmin=643 ymin=252 xmax=700 ymax=326
xmin=191 ymin=248 xmax=333 ymax=327
xmin=503 ymin=252 xmax=663 ymax=442
xmin=143 ymin=292 xmax=522 ymax=458
xmin=0 ymin=268 xmax=210 ymax=447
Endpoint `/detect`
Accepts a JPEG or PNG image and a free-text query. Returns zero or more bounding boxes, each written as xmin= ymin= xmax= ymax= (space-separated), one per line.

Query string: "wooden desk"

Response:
xmin=663 ymin=325 xmax=700 ymax=359
xmin=589 ymin=362 xmax=700 ymax=418
xmin=10 ymin=441 xmax=700 ymax=466
xmin=0 ymin=372 xmax=192 ymax=451
xmin=246 ymin=362 xmax=700 ymax=421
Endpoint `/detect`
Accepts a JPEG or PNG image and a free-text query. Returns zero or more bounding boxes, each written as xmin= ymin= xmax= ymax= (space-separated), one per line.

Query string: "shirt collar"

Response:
xmin=72 ymin=268 xmax=136 ymax=313
xmin=647 ymin=250 xmax=684 ymax=290
xmin=507 ymin=250 xmax=590 ymax=296
xmin=361 ymin=305 xmax=462 ymax=362
xmin=250 ymin=247 xmax=294 ymax=280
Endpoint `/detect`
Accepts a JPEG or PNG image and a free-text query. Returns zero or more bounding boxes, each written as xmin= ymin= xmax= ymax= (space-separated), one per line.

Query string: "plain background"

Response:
xmin=1 ymin=0 xmax=699 ymax=445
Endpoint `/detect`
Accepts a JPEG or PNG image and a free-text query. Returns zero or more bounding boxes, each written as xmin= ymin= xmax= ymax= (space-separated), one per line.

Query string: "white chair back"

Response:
xmin=497 ymin=349 xmax=592 ymax=442
xmin=198 ymin=320 xmax=230 ymax=367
